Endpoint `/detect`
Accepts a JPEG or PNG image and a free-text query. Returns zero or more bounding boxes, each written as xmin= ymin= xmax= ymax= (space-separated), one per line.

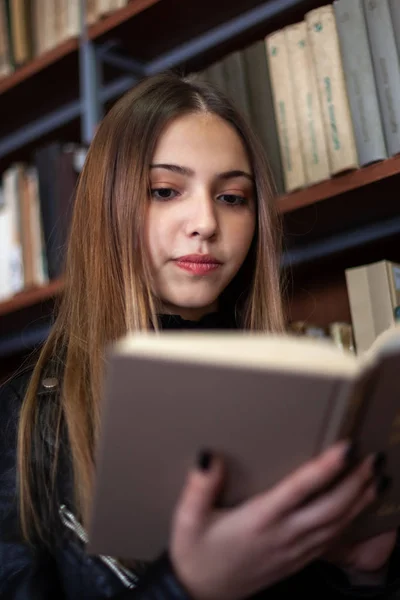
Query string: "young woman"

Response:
xmin=0 ymin=72 xmax=398 ymax=600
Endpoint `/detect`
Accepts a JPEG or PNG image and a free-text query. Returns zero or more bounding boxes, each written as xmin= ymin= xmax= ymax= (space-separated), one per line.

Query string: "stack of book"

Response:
xmin=0 ymin=0 xmax=130 ymax=75
xmin=0 ymin=143 xmax=86 ymax=302
xmin=199 ymin=1 xmax=400 ymax=195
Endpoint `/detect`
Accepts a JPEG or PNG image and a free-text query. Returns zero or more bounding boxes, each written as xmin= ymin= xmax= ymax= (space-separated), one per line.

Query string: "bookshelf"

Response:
xmin=2 ymin=0 xmax=400 ymax=376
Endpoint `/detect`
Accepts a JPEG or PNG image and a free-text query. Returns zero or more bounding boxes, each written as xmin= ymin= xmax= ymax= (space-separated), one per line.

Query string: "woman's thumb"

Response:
xmin=174 ymin=450 xmax=225 ymax=534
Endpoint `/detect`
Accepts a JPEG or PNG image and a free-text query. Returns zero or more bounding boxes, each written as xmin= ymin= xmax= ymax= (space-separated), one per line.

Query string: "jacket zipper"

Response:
xmin=59 ymin=504 xmax=138 ymax=589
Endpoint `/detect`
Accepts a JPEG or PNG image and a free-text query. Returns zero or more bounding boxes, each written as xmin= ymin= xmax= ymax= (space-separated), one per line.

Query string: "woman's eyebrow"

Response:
xmin=150 ymin=164 xmax=254 ymax=182
xmin=150 ymin=164 xmax=194 ymax=176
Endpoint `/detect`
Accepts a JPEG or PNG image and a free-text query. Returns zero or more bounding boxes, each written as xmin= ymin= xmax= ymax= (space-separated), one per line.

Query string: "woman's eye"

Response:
xmin=151 ymin=188 xmax=179 ymax=200
xmin=218 ymin=194 xmax=246 ymax=206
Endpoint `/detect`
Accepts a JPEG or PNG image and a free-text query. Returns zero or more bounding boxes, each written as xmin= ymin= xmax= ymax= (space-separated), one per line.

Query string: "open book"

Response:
xmin=88 ymin=326 xmax=400 ymax=561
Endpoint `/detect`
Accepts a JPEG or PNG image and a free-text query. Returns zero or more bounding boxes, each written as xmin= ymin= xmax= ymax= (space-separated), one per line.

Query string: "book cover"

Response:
xmin=88 ymin=328 xmax=400 ymax=559
xmin=346 ymin=259 xmax=400 ymax=355
xmin=0 ymin=0 xmax=12 ymax=76
xmin=334 ymin=0 xmax=387 ymax=166
xmin=222 ymin=51 xmax=252 ymax=120
xmin=265 ymin=29 xmax=306 ymax=192
xmin=306 ymin=5 xmax=359 ymax=175
xmin=364 ymin=0 xmax=400 ymax=157
xmin=285 ymin=20 xmax=331 ymax=186
xmin=390 ymin=0 xmax=400 ymax=59
xmin=242 ymin=41 xmax=285 ymax=195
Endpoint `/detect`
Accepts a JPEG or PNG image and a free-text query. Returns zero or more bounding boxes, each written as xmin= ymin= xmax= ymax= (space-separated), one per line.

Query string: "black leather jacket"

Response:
xmin=2 ymin=363 xmax=400 ymax=600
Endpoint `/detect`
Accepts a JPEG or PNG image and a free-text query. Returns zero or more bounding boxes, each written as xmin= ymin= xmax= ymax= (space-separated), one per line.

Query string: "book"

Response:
xmin=10 ymin=0 xmax=32 ymax=66
xmin=0 ymin=0 xmax=12 ymax=76
xmin=334 ymin=0 xmax=387 ymax=166
xmin=2 ymin=164 xmax=24 ymax=294
xmin=364 ymin=0 xmax=400 ymax=157
xmin=242 ymin=41 xmax=285 ymax=195
xmin=0 ymin=185 xmax=13 ymax=301
xmin=390 ymin=0 xmax=400 ymax=60
xmin=285 ymin=20 xmax=331 ymax=186
xmin=305 ymin=5 xmax=359 ymax=175
xmin=329 ymin=322 xmax=355 ymax=354
xmin=265 ymin=29 xmax=306 ymax=192
xmin=346 ymin=260 xmax=400 ymax=355
xmin=34 ymin=143 xmax=80 ymax=280
xmin=222 ymin=51 xmax=252 ymax=120
xmin=89 ymin=326 xmax=400 ymax=561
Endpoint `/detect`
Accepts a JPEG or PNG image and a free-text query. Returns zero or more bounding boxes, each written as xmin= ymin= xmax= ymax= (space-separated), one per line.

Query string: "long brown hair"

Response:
xmin=18 ymin=72 xmax=285 ymax=543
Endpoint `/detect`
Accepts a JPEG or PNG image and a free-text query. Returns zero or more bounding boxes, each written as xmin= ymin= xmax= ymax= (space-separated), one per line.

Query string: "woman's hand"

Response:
xmin=170 ymin=442 xmax=379 ymax=600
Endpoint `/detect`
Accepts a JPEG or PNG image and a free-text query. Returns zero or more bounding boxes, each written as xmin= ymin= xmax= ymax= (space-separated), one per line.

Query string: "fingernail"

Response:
xmin=197 ymin=450 xmax=213 ymax=471
xmin=377 ymin=475 xmax=392 ymax=495
xmin=373 ymin=452 xmax=387 ymax=476
xmin=344 ymin=441 xmax=358 ymax=466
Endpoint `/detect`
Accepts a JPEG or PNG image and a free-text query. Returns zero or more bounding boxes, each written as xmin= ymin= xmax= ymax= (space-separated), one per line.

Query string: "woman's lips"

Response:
xmin=174 ymin=254 xmax=222 ymax=275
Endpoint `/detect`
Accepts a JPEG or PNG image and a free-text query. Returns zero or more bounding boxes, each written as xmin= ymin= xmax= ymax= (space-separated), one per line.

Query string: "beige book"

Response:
xmin=346 ymin=260 xmax=400 ymax=355
xmin=11 ymin=0 xmax=32 ymax=65
xmin=63 ymin=0 xmax=81 ymax=39
xmin=0 ymin=0 xmax=12 ymax=76
xmin=113 ymin=0 xmax=129 ymax=9
xmin=306 ymin=5 xmax=358 ymax=175
xmin=54 ymin=0 xmax=67 ymax=46
xmin=89 ymin=326 xmax=400 ymax=560
xmin=26 ymin=167 xmax=48 ymax=286
xmin=97 ymin=0 xmax=113 ymax=17
xmin=0 ymin=187 xmax=14 ymax=301
xmin=86 ymin=0 xmax=99 ymax=25
xmin=330 ymin=322 xmax=356 ymax=354
xmin=42 ymin=0 xmax=57 ymax=52
xmin=265 ymin=29 xmax=306 ymax=192
xmin=285 ymin=21 xmax=331 ymax=186
xmin=2 ymin=165 xmax=24 ymax=294
xmin=18 ymin=166 xmax=36 ymax=288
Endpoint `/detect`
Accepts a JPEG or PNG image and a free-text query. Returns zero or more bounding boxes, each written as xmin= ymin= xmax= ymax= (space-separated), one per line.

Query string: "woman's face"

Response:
xmin=146 ymin=112 xmax=256 ymax=320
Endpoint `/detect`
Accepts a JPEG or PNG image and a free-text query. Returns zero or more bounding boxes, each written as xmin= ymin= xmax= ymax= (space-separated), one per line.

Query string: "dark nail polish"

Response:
xmin=377 ymin=475 xmax=392 ymax=495
xmin=373 ymin=452 xmax=387 ymax=476
xmin=197 ymin=450 xmax=213 ymax=471
xmin=344 ymin=442 xmax=358 ymax=466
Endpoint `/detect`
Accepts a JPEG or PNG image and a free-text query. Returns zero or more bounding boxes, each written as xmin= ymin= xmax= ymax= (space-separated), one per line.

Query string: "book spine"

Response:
xmin=242 ymin=41 xmax=285 ymax=195
xmin=306 ymin=5 xmax=359 ymax=175
xmin=222 ymin=51 xmax=252 ymax=120
xmin=265 ymin=29 xmax=306 ymax=192
xmin=66 ymin=0 xmax=81 ymax=39
xmin=285 ymin=21 xmax=331 ymax=186
xmin=334 ymin=0 xmax=387 ymax=166
xmin=389 ymin=0 xmax=400 ymax=66
xmin=2 ymin=166 xmax=24 ymax=294
xmin=363 ymin=0 xmax=400 ymax=156
xmin=19 ymin=165 xmax=35 ymax=288
xmin=11 ymin=0 xmax=32 ymax=65
xmin=0 ymin=187 xmax=13 ymax=301
xmin=42 ymin=0 xmax=57 ymax=52
xmin=202 ymin=60 xmax=227 ymax=93
xmin=0 ymin=0 xmax=12 ymax=76
xmin=86 ymin=0 xmax=98 ymax=25
xmin=27 ymin=167 xmax=48 ymax=285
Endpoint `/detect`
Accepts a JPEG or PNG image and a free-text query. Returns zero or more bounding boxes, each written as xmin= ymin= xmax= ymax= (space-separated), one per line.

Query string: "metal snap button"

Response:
xmin=42 ymin=377 xmax=59 ymax=390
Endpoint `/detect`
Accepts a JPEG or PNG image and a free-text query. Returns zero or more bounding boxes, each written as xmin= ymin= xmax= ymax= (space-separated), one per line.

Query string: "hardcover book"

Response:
xmin=89 ymin=327 xmax=400 ymax=560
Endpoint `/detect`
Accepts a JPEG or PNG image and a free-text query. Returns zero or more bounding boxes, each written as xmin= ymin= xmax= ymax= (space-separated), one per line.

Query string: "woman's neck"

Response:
xmin=159 ymin=302 xmax=218 ymax=322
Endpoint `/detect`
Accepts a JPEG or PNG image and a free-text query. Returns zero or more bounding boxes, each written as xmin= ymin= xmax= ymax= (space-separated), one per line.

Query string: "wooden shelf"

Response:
xmin=0 ymin=279 xmax=63 ymax=317
xmin=0 ymin=39 xmax=79 ymax=97
xmin=89 ymin=0 xmax=160 ymax=39
xmin=277 ymin=155 xmax=400 ymax=214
